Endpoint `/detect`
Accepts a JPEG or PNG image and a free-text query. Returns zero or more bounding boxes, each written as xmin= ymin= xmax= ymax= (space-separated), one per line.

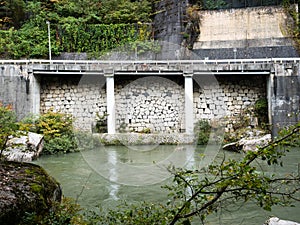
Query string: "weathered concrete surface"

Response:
xmin=0 ymin=65 xmax=31 ymax=120
xmin=193 ymin=6 xmax=298 ymax=59
xmin=271 ymin=76 xmax=300 ymax=135
xmin=195 ymin=6 xmax=291 ymax=49
xmin=0 ymin=161 xmax=62 ymax=225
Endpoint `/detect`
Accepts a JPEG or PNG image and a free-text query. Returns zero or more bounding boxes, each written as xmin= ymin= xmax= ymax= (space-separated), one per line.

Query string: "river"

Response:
xmin=34 ymin=145 xmax=300 ymax=225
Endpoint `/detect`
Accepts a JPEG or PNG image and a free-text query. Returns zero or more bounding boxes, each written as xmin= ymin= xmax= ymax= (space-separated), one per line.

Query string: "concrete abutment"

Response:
xmin=1 ymin=60 xmax=298 ymax=136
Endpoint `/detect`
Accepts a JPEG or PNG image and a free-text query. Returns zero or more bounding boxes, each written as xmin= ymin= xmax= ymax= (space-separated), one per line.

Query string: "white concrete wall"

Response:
xmin=194 ymin=6 xmax=294 ymax=49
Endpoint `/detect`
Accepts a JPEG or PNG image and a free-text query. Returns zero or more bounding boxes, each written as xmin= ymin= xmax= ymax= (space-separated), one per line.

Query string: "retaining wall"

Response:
xmin=40 ymin=74 xmax=266 ymax=132
xmin=0 ymin=65 xmax=33 ymax=120
xmin=192 ymin=6 xmax=299 ymax=59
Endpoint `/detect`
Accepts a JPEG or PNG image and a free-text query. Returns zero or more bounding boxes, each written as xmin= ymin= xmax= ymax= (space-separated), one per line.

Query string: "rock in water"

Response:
xmin=239 ymin=134 xmax=272 ymax=152
xmin=222 ymin=141 xmax=242 ymax=152
xmin=0 ymin=161 xmax=62 ymax=225
xmin=3 ymin=132 xmax=44 ymax=162
xmin=222 ymin=134 xmax=271 ymax=152
xmin=264 ymin=217 xmax=300 ymax=225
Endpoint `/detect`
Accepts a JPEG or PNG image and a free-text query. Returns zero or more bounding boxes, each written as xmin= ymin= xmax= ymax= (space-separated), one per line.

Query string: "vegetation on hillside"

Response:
xmin=0 ymin=0 xmax=153 ymax=59
xmin=1 ymin=0 xmax=299 ymax=58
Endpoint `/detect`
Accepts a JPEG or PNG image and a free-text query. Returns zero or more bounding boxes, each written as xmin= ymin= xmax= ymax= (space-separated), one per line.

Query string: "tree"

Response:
xmin=0 ymin=102 xmax=19 ymax=159
xmin=0 ymin=0 xmax=26 ymax=29
xmin=165 ymin=122 xmax=300 ymax=224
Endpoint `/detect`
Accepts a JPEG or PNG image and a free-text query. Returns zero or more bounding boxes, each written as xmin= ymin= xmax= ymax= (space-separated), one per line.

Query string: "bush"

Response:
xmin=195 ymin=119 xmax=211 ymax=145
xmin=92 ymin=113 xmax=108 ymax=133
xmin=254 ymin=98 xmax=268 ymax=127
xmin=83 ymin=202 xmax=172 ymax=225
xmin=20 ymin=197 xmax=84 ymax=225
xmin=0 ymin=102 xmax=19 ymax=158
xmin=21 ymin=110 xmax=77 ymax=154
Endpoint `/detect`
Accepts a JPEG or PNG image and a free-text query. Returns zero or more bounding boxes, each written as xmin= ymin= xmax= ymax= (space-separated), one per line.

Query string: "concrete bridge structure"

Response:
xmin=0 ymin=58 xmax=300 ymax=135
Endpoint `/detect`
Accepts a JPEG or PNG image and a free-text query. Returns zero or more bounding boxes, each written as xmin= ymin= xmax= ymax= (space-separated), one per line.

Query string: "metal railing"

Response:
xmin=0 ymin=58 xmax=300 ymax=66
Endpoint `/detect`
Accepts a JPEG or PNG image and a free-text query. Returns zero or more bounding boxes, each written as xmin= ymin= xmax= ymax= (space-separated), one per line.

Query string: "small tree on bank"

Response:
xmin=166 ymin=122 xmax=300 ymax=224
xmin=0 ymin=103 xmax=19 ymax=159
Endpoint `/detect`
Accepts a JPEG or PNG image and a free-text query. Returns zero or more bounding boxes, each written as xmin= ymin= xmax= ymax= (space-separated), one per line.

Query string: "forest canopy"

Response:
xmin=0 ymin=0 xmax=154 ymax=59
xmin=0 ymin=0 xmax=297 ymax=59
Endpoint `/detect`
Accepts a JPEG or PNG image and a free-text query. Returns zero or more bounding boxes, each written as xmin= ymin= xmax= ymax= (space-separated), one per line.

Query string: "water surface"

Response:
xmin=35 ymin=145 xmax=300 ymax=224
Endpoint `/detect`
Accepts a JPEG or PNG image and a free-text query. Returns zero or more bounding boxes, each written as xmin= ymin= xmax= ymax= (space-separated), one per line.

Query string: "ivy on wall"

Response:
xmin=0 ymin=0 xmax=154 ymax=59
xmin=0 ymin=23 xmax=151 ymax=59
xmin=282 ymin=0 xmax=300 ymax=53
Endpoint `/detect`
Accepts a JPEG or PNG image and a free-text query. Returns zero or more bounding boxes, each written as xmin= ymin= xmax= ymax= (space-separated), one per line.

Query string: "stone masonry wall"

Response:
xmin=194 ymin=75 xmax=266 ymax=132
xmin=40 ymin=75 xmax=107 ymax=131
xmin=115 ymin=76 xmax=185 ymax=133
xmin=40 ymin=74 xmax=266 ymax=133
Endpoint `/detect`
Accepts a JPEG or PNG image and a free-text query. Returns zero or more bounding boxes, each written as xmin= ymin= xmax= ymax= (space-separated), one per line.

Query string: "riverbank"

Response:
xmin=95 ymin=133 xmax=196 ymax=145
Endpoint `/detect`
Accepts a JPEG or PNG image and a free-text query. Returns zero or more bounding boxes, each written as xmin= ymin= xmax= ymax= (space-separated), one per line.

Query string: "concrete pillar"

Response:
xmin=184 ymin=71 xmax=194 ymax=134
xmin=105 ymin=70 xmax=116 ymax=134
xmin=29 ymin=73 xmax=40 ymax=115
xmin=266 ymin=73 xmax=274 ymax=130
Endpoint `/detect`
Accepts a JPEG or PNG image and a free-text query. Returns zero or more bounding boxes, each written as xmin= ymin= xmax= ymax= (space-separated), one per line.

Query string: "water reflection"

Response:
xmin=107 ymin=150 xmax=119 ymax=200
xmin=34 ymin=146 xmax=300 ymax=224
xmin=81 ymin=145 xmax=199 ymax=186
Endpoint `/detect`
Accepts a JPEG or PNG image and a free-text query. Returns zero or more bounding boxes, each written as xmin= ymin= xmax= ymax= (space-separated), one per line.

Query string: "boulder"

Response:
xmin=264 ymin=217 xmax=300 ymax=225
xmin=0 ymin=161 xmax=62 ymax=225
xmin=3 ymin=132 xmax=44 ymax=162
xmin=222 ymin=141 xmax=242 ymax=152
xmin=240 ymin=134 xmax=272 ymax=152
xmin=223 ymin=134 xmax=272 ymax=152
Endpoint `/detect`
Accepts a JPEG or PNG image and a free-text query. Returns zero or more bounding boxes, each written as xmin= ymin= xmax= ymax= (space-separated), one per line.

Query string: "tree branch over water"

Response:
xmin=167 ymin=123 xmax=300 ymax=225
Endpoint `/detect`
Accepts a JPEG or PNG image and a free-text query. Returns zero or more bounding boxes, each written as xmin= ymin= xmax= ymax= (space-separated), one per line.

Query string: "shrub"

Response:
xmin=92 ymin=113 xmax=108 ymax=133
xmin=21 ymin=110 xmax=77 ymax=154
xmin=20 ymin=197 xmax=84 ymax=225
xmin=83 ymin=202 xmax=172 ymax=225
xmin=0 ymin=102 xmax=19 ymax=158
xmin=195 ymin=119 xmax=211 ymax=145
xmin=139 ymin=127 xmax=151 ymax=134
xmin=254 ymin=98 xmax=268 ymax=127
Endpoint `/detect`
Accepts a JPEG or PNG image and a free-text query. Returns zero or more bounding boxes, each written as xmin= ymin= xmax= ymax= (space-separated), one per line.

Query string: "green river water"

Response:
xmin=35 ymin=145 xmax=300 ymax=225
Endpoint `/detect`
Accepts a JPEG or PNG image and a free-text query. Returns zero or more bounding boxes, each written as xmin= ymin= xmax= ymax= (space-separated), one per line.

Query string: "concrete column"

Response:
xmin=266 ymin=73 xmax=274 ymax=130
xmin=105 ymin=70 xmax=116 ymax=134
xmin=184 ymin=72 xmax=194 ymax=134
xmin=30 ymin=73 xmax=40 ymax=115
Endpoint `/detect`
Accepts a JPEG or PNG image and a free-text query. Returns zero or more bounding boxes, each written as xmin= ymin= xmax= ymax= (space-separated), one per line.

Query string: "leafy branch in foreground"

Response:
xmin=165 ymin=122 xmax=300 ymax=225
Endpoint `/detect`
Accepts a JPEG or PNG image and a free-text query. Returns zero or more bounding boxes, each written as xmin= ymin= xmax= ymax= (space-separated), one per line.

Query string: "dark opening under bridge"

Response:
xmin=1 ymin=58 xmax=300 ymax=135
